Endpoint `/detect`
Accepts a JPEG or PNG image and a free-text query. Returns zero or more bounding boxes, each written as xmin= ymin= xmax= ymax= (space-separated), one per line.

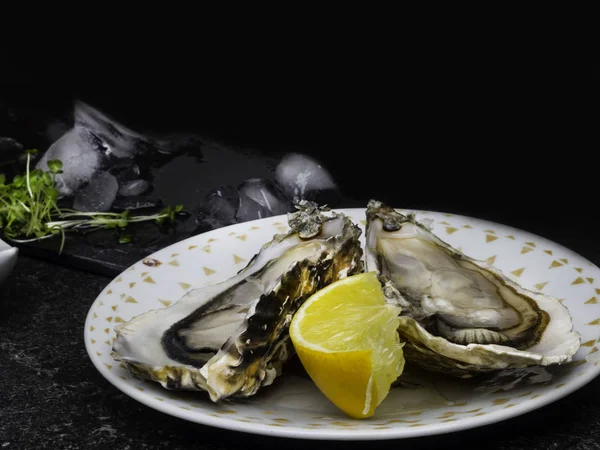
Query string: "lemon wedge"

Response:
xmin=289 ymin=271 xmax=405 ymax=419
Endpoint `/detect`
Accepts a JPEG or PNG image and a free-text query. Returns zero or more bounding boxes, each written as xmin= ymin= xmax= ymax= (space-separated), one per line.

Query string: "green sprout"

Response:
xmin=0 ymin=150 xmax=186 ymax=253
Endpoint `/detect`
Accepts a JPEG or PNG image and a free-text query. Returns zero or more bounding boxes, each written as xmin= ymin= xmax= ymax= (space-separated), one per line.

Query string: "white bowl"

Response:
xmin=0 ymin=237 xmax=18 ymax=285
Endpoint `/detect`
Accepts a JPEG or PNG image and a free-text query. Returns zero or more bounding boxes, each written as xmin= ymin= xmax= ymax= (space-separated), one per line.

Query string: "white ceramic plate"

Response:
xmin=0 ymin=237 xmax=18 ymax=285
xmin=84 ymin=208 xmax=600 ymax=440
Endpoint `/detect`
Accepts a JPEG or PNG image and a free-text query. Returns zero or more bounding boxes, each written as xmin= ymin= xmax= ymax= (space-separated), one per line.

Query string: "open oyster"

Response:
xmin=112 ymin=202 xmax=363 ymax=401
xmin=365 ymin=200 xmax=580 ymax=377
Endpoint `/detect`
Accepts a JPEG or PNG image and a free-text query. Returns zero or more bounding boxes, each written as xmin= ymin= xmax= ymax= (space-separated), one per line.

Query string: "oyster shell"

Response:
xmin=111 ymin=201 xmax=363 ymax=401
xmin=365 ymin=199 xmax=581 ymax=377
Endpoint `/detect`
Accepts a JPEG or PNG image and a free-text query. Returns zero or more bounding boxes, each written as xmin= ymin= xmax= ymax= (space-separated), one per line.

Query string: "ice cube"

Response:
xmin=74 ymin=101 xmax=152 ymax=159
xmin=195 ymin=185 xmax=269 ymax=229
xmin=72 ymin=171 xmax=119 ymax=212
xmin=118 ymin=179 xmax=150 ymax=196
xmin=274 ymin=153 xmax=341 ymax=206
xmin=36 ymin=127 xmax=110 ymax=197
xmin=238 ymin=178 xmax=293 ymax=216
xmin=195 ymin=185 xmax=240 ymax=229
xmin=0 ymin=137 xmax=23 ymax=160
xmin=74 ymin=101 xmax=201 ymax=157
xmin=236 ymin=190 xmax=270 ymax=222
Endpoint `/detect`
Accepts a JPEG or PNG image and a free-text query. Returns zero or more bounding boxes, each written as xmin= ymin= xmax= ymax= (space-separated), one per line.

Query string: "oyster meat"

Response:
xmin=112 ymin=202 xmax=363 ymax=401
xmin=365 ymin=200 xmax=581 ymax=377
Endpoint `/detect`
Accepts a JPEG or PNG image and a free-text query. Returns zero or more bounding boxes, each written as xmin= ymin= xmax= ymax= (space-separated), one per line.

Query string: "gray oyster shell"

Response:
xmin=111 ymin=201 xmax=363 ymax=401
xmin=365 ymin=199 xmax=580 ymax=377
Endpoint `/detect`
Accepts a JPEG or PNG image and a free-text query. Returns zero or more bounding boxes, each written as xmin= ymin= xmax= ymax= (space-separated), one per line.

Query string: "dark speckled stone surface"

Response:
xmin=2 ymin=255 xmax=600 ymax=450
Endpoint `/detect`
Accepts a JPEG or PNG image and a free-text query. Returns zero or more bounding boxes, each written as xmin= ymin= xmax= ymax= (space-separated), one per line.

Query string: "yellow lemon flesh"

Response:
xmin=289 ymin=271 xmax=405 ymax=419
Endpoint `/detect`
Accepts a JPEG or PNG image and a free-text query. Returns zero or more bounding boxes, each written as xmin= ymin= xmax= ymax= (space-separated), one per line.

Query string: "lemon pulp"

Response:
xmin=289 ymin=271 xmax=405 ymax=419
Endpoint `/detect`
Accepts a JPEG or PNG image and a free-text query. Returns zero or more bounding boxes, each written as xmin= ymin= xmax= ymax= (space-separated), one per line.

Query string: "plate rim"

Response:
xmin=84 ymin=207 xmax=600 ymax=440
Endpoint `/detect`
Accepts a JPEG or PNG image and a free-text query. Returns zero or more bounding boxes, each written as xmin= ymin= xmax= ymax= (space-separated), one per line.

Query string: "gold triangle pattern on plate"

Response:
xmin=129 ymin=282 xmax=136 ymax=288
xmin=524 ymin=241 xmax=536 ymax=247
xmin=511 ymin=268 xmax=525 ymax=277
xmin=203 ymin=245 xmax=211 ymax=253
xmin=143 ymin=276 xmax=156 ymax=284
xmin=572 ymin=277 xmax=585 ymax=285
xmin=484 ymin=229 xmax=496 ymax=234
xmin=486 ymin=255 xmax=497 ymax=265
xmin=168 ymin=260 xmax=180 ymax=267
xmin=236 ymin=234 xmax=248 ymax=241
xmin=159 ymin=299 xmax=173 ymax=307
xmin=544 ymin=250 xmax=553 ymax=255
xmin=585 ymin=297 xmax=598 ymax=304
xmin=486 ymin=234 xmax=498 ymax=243
xmin=188 ymin=245 xmax=197 ymax=250
xmin=587 ymin=318 xmax=600 ymax=325
xmin=575 ymin=267 xmax=583 ymax=273
xmin=439 ymin=221 xmax=451 ymax=226
xmin=171 ymin=253 xmax=179 ymax=258
xmin=549 ymin=260 xmax=564 ymax=269
xmin=534 ymin=282 xmax=548 ymax=291
xmin=506 ymin=235 xmax=515 ymax=240
xmin=560 ymin=258 xmax=569 ymax=264
xmin=462 ymin=224 xmax=472 ymax=229
xmin=517 ymin=391 xmax=534 ymax=398
xmin=521 ymin=246 xmax=534 ymax=255
xmin=587 ymin=277 xmax=595 ymax=284
xmin=203 ymin=267 xmax=216 ymax=276
xmin=233 ymin=254 xmax=246 ymax=264
xmin=446 ymin=227 xmax=458 ymax=235
xmin=115 ymin=317 xmax=125 ymax=323
xmin=125 ymin=296 xmax=137 ymax=303
xmin=208 ymin=238 xmax=217 ymax=243
xmin=582 ymin=339 xmax=597 ymax=347
xmin=179 ymin=282 xmax=192 ymax=290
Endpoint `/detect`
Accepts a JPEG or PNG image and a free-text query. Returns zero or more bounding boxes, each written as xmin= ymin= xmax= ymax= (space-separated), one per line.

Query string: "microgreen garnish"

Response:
xmin=0 ymin=150 xmax=186 ymax=252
